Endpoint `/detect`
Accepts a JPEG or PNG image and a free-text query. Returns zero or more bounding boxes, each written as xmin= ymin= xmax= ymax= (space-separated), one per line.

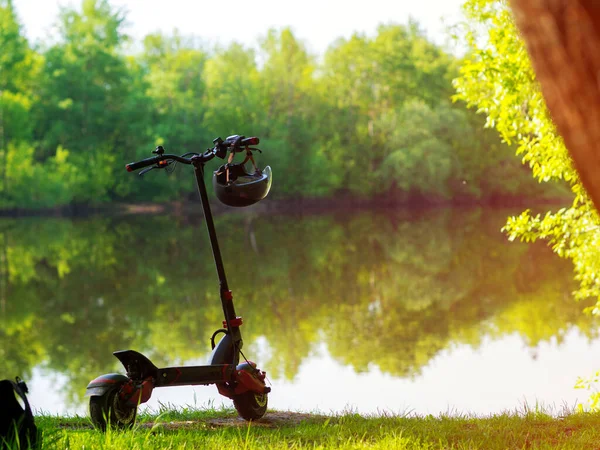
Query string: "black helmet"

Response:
xmin=212 ymin=135 xmax=272 ymax=207
xmin=213 ymin=163 xmax=272 ymax=207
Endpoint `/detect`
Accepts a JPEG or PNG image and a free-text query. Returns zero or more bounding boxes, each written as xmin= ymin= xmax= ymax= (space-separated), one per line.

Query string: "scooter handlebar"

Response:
xmin=126 ymin=156 xmax=162 ymax=172
xmin=125 ymin=152 xmax=214 ymax=172
xmin=126 ymin=135 xmax=260 ymax=172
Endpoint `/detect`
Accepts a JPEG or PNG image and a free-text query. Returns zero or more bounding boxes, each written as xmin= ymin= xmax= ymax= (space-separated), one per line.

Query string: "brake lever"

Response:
xmin=139 ymin=160 xmax=173 ymax=177
xmin=138 ymin=166 xmax=156 ymax=177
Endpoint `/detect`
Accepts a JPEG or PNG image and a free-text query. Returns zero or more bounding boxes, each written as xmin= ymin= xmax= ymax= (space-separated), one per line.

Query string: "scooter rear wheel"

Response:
xmin=89 ymin=382 xmax=137 ymax=431
xmin=233 ymin=391 xmax=268 ymax=421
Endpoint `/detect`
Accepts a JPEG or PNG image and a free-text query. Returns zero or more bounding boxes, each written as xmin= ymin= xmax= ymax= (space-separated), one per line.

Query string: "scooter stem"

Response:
xmin=193 ymin=161 xmax=242 ymax=357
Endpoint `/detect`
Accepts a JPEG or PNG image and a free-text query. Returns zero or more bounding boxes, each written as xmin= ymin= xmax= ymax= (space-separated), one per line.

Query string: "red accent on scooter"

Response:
xmin=217 ymin=383 xmax=235 ymax=399
xmin=243 ymin=137 xmax=259 ymax=146
xmin=223 ymin=290 xmax=233 ymax=301
xmin=92 ymin=377 xmax=119 ymax=384
xmin=234 ymin=370 xmax=268 ymax=395
xmin=223 ymin=317 xmax=243 ymax=328
xmin=172 ymin=368 xmax=181 ymax=384
xmin=121 ymin=377 xmax=155 ymax=407
xmin=221 ymin=364 xmax=231 ymax=381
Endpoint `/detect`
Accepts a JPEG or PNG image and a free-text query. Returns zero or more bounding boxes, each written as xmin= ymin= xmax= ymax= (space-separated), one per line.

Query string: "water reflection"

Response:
xmin=0 ymin=208 xmax=597 ymax=413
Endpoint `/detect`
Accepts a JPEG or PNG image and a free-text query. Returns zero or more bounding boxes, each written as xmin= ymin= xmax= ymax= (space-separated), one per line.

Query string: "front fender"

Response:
xmin=85 ymin=373 xmax=129 ymax=397
xmin=209 ymin=333 xmax=234 ymax=365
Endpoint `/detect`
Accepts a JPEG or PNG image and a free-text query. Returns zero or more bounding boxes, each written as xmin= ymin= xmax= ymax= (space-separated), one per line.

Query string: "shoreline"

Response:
xmin=0 ymin=193 xmax=573 ymax=218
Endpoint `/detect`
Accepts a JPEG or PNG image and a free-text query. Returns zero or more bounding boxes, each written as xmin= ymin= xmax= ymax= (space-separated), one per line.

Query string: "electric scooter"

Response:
xmin=85 ymin=136 xmax=272 ymax=430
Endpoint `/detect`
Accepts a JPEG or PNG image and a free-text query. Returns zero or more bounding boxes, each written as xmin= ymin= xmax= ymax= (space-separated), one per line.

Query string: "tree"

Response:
xmin=510 ymin=0 xmax=600 ymax=216
xmin=0 ymin=0 xmax=32 ymax=93
xmin=202 ymin=42 xmax=261 ymax=136
xmin=454 ymin=2 xmax=600 ymax=311
xmin=34 ymin=0 xmax=149 ymax=203
xmin=0 ymin=0 xmax=31 ymax=199
xmin=0 ymin=1 xmax=71 ymax=209
xmin=134 ymin=32 xmax=210 ymax=200
xmin=255 ymin=29 xmax=333 ymax=197
xmin=0 ymin=4 xmax=557 ymax=208
xmin=317 ymin=22 xmax=524 ymax=201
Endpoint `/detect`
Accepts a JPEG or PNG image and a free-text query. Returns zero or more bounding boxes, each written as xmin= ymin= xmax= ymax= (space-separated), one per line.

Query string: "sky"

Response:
xmin=12 ymin=0 xmax=465 ymax=55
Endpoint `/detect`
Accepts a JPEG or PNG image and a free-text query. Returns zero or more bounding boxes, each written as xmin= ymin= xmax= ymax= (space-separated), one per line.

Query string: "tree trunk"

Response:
xmin=510 ymin=0 xmax=600 ymax=211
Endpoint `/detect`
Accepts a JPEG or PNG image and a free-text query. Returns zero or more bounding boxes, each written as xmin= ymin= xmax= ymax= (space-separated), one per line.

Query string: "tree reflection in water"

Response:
xmin=0 ymin=208 xmax=596 ymax=407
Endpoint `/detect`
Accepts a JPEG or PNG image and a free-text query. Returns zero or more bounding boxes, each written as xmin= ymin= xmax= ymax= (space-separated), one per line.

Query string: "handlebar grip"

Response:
xmin=126 ymin=156 xmax=162 ymax=172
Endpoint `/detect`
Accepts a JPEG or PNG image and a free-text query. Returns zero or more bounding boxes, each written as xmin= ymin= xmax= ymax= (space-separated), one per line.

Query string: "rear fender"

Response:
xmin=85 ymin=373 xmax=129 ymax=397
xmin=113 ymin=349 xmax=159 ymax=379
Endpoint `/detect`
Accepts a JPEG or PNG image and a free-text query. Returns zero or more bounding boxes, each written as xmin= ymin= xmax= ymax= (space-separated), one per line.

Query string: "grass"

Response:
xmin=21 ymin=405 xmax=600 ymax=449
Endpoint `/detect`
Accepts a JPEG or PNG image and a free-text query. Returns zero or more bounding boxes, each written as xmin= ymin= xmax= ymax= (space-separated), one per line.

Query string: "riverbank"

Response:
xmin=33 ymin=407 xmax=600 ymax=449
xmin=0 ymin=190 xmax=573 ymax=218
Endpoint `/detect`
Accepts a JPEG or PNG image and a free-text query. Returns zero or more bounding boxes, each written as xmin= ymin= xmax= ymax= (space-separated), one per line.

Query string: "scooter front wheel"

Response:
xmin=89 ymin=382 xmax=137 ymax=431
xmin=233 ymin=391 xmax=268 ymax=421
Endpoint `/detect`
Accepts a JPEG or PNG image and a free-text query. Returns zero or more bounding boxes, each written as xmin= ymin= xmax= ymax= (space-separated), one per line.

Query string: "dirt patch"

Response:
xmin=143 ymin=412 xmax=325 ymax=431
xmin=55 ymin=421 xmax=94 ymax=430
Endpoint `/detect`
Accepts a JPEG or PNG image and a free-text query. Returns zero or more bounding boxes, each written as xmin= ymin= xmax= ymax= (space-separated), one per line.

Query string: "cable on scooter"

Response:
xmin=237 ymin=346 xmax=272 ymax=389
xmin=166 ymin=152 xmax=200 ymax=175
xmin=210 ymin=328 xmax=229 ymax=350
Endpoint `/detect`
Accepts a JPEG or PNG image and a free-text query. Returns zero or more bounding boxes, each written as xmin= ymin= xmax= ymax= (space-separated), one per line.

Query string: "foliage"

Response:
xmin=454 ymin=0 xmax=600 ymax=410
xmin=33 ymin=0 xmax=148 ymax=203
xmin=575 ymin=371 xmax=600 ymax=412
xmin=454 ymin=2 xmax=600 ymax=309
xmin=0 ymin=0 xmax=557 ymax=209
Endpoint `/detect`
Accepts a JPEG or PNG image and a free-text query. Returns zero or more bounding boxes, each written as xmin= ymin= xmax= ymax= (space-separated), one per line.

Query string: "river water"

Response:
xmin=1 ymin=207 xmax=598 ymax=416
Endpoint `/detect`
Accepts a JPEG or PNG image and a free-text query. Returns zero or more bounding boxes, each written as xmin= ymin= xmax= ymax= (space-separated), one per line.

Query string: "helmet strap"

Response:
xmin=241 ymin=148 xmax=259 ymax=173
xmin=226 ymin=151 xmax=236 ymax=182
xmin=222 ymin=147 xmax=259 ymax=183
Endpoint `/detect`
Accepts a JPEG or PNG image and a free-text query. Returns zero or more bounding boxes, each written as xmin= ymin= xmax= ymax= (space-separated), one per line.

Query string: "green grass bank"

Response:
xmin=27 ymin=407 xmax=600 ymax=449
